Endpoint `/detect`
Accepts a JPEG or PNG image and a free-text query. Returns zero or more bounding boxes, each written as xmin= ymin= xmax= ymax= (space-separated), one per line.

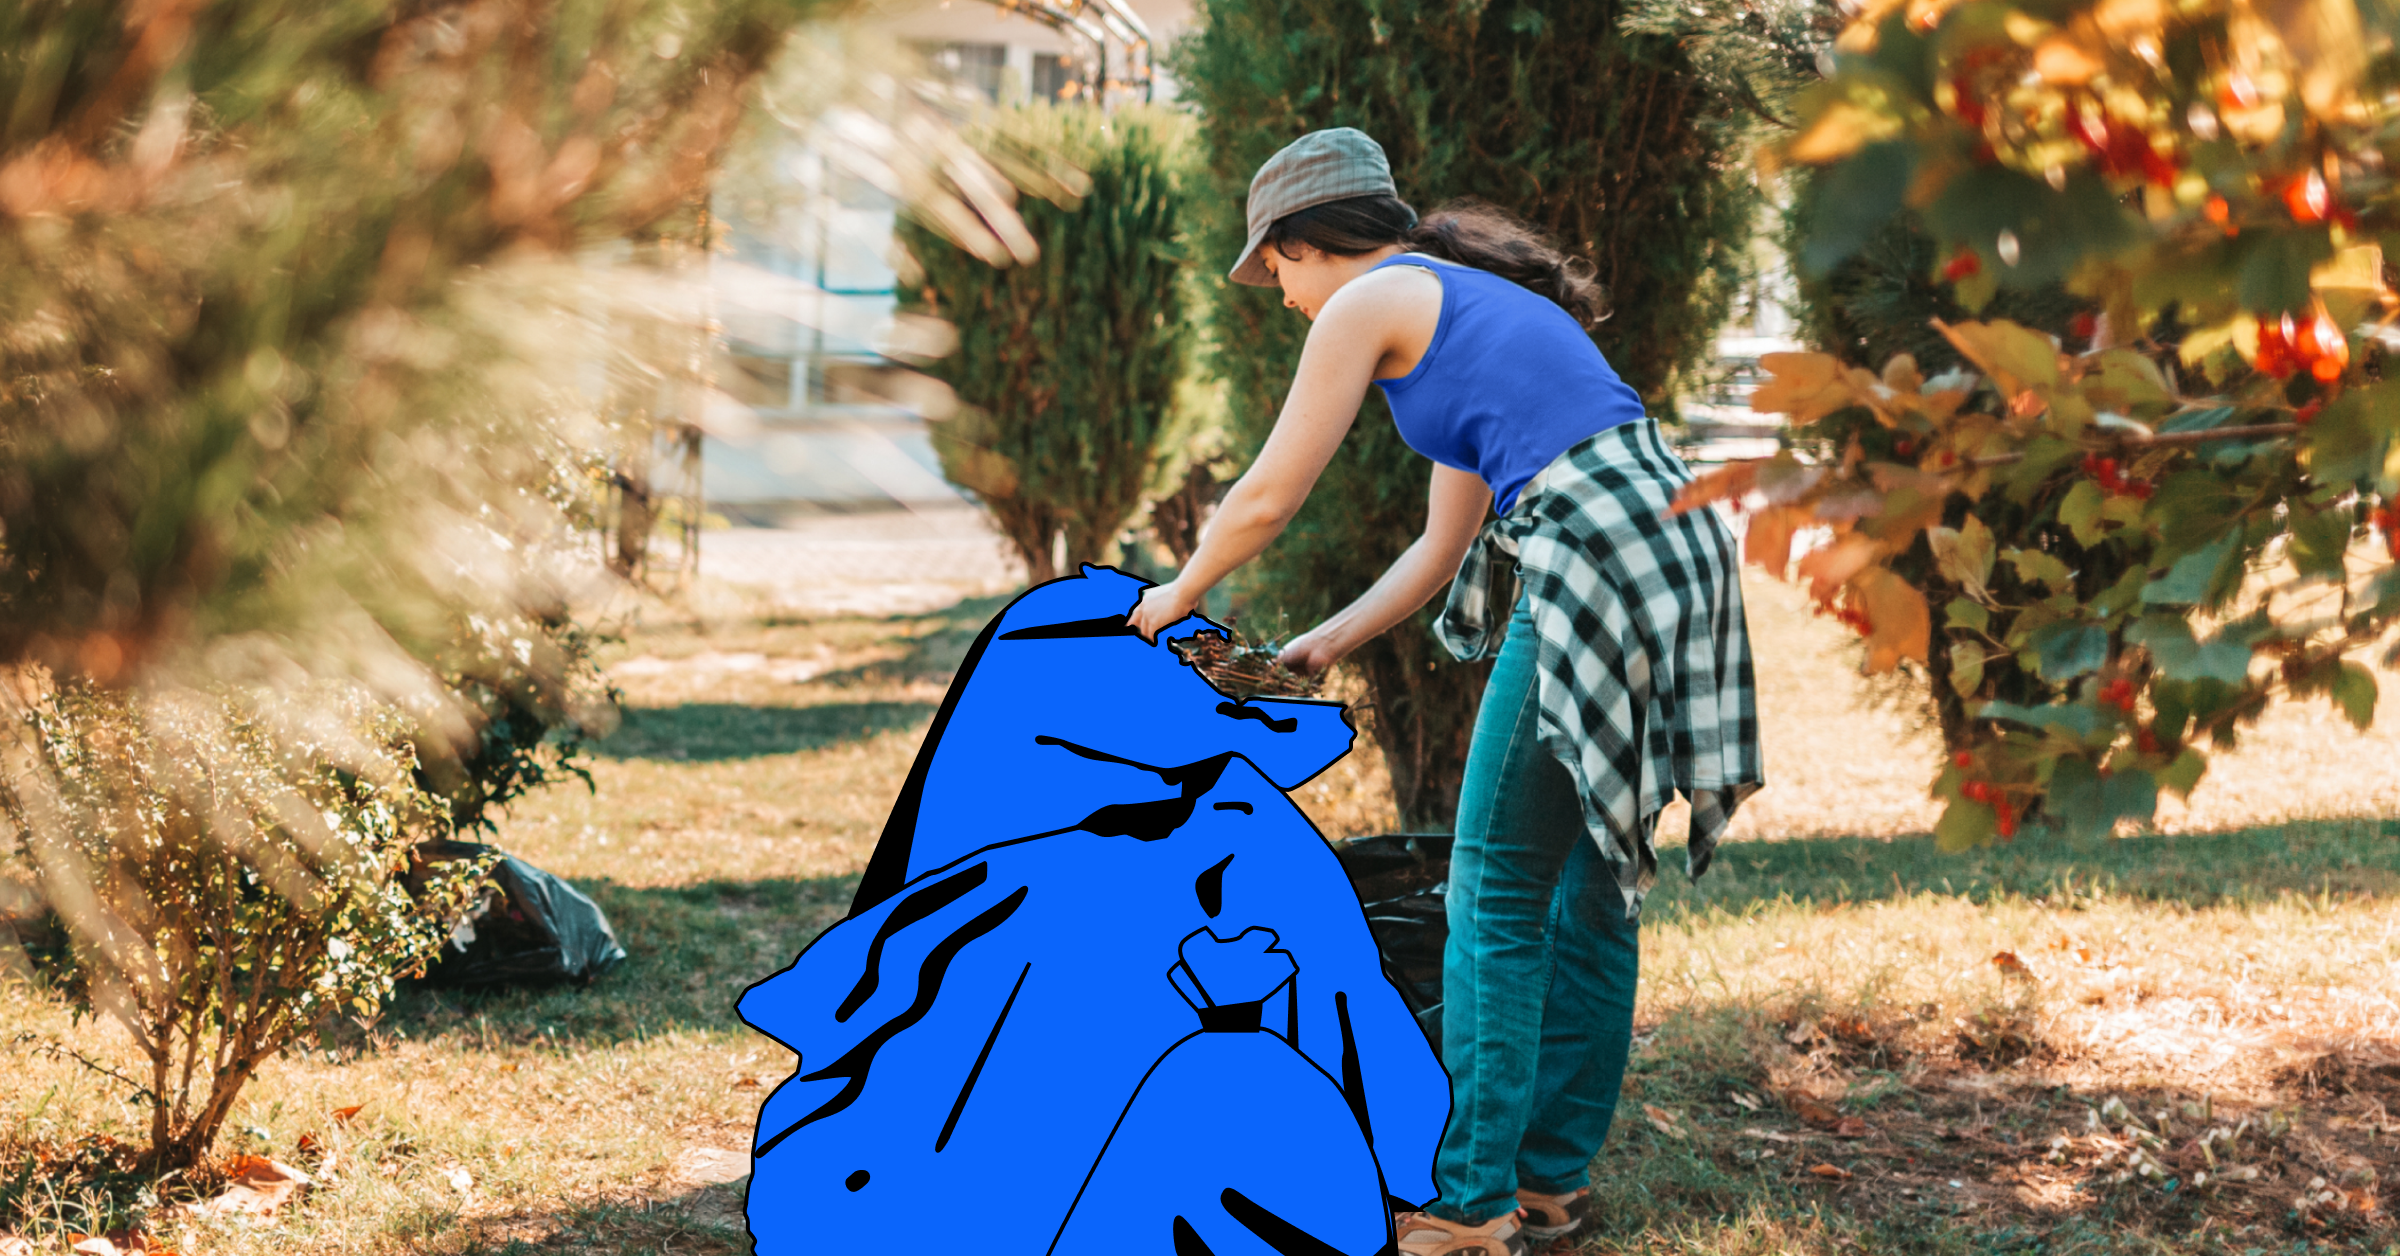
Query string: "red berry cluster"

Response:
xmin=2373 ymin=502 xmax=2400 ymax=561
xmin=2067 ymin=103 xmax=2178 ymax=187
xmin=2136 ymin=728 xmax=2162 ymax=754
xmin=2279 ymin=168 xmax=2359 ymax=229
xmin=2255 ymin=308 xmax=2350 ymax=383
xmin=1960 ymin=780 xmax=2018 ymax=836
xmin=2080 ymin=454 xmax=2154 ymax=500
xmin=1942 ymin=247 xmax=1981 ymax=282
xmin=2097 ymin=677 xmax=2138 ymax=714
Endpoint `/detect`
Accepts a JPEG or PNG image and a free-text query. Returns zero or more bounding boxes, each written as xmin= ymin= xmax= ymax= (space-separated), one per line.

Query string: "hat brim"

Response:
xmin=1228 ymin=223 xmax=1277 ymax=287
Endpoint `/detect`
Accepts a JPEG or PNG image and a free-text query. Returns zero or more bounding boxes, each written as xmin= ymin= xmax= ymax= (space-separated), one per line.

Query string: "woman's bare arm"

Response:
xmin=1126 ymin=266 xmax=1439 ymax=641
xmin=1277 ymin=463 xmax=1490 ymax=673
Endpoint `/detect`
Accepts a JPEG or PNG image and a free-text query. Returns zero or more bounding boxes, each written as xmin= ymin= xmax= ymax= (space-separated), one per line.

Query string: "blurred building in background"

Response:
xmin=691 ymin=0 xmax=1195 ymax=523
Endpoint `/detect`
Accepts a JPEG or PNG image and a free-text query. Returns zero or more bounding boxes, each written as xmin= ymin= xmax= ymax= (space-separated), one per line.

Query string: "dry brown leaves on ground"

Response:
xmin=183 ymin=1155 xmax=311 ymax=1220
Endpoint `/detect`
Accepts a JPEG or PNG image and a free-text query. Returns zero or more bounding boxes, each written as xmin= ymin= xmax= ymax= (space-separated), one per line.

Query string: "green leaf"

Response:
xmin=2046 ymin=759 xmax=2158 ymax=839
xmin=2003 ymin=436 xmax=2083 ymax=503
xmin=1802 ymin=142 xmax=1913 ymax=276
xmin=2158 ymin=746 xmax=2208 ymax=796
xmin=2031 ymin=621 xmax=2110 ymax=680
xmin=2004 ymin=546 xmax=2075 ymax=592
xmin=1935 ymin=795 xmax=1999 ymax=851
xmin=2099 ymin=494 xmax=2147 ymax=530
xmin=2333 ymin=661 xmax=2379 ymax=730
xmin=2285 ymin=503 xmax=2354 ymax=582
xmin=1924 ymin=167 xmax=2137 ymax=288
xmin=2106 ymin=767 xmax=2159 ymax=833
xmin=2142 ymin=535 xmax=2236 ymax=606
xmin=2237 ymin=228 xmax=2337 ymax=314
xmin=2059 ymin=479 xmax=2107 ymax=548
xmin=2149 ymin=471 xmax=2249 ymax=552
xmin=2127 ymin=614 xmax=2254 ymax=684
xmin=2089 ymin=350 xmax=2172 ymax=417
xmin=1928 ymin=515 xmax=1996 ymax=596
xmin=1978 ymin=699 xmax=2102 ymax=738
xmin=1945 ymin=597 xmax=1990 ymax=634
xmin=2304 ymin=388 xmax=2394 ymax=487
xmin=1948 ymin=641 xmax=1986 ymax=697
xmin=2096 ymin=566 xmax=2149 ymax=615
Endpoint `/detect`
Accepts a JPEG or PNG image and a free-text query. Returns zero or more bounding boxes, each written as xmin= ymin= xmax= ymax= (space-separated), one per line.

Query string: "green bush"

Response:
xmin=1 ymin=682 xmax=489 ymax=1171
xmin=1174 ymin=0 xmax=1762 ymax=828
xmin=900 ymin=104 xmax=1202 ymax=583
xmin=0 ymin=0 xmax=826 ymax=1176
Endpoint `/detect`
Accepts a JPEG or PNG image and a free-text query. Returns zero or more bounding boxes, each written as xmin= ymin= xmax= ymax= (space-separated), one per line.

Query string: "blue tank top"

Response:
xmin=1368 ymin=253 xmax=1645 ymax=514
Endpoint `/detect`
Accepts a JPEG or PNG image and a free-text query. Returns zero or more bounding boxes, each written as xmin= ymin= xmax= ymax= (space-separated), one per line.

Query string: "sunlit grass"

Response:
xmin=2 ymin=570 xmax=2396 ymax=1254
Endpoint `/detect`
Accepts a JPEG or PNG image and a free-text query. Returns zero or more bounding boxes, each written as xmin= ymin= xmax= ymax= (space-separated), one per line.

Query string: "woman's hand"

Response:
xmin=1277 ymin=629 xmax=1344 ymax=677
xmin=1127 ymin=579 xmax=1202 ymax=644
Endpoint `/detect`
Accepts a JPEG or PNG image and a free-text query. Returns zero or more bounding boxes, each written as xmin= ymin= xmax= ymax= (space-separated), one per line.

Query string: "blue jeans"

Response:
xmin=1429 ymin=598 xmax=1643 ymax=1224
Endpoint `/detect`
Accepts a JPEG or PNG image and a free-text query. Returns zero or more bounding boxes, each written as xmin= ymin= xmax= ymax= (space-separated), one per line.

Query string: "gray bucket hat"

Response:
xmin=1227 ymin=128 xmax=1398 ymax=287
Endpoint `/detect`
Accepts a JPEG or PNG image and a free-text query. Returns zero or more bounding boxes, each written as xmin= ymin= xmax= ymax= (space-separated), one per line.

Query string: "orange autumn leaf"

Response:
xmin=332 ymin=1104 xmax=364 ymax=1124
xmin=1992 ymin=950 xmax=2037 ymax=979
xmin=1746 ymin=506 xmax=1809 ymax=580
xmin=187 ymin=1155 xmax=311 ymax=1219
xmin=1810 ymin=1163 xmax=1853 ymax=1180
xmin=1670 ymin=460 xmax=1760 ymax=515
xmin=1785 ymin=1091 xmax=1845 ymax=1129
xmin=1796 ymin=532 xmax=1878 ymax=604
xmin=1748 ymin=352 xmax=1856 ymax=425
xmin=1853 ymin=567 xmax=1931 ymax=673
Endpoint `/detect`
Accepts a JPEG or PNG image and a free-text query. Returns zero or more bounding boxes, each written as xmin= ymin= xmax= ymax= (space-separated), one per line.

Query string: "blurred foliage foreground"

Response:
xmin=1681 ymin=0 xmax=2400 ymax=847
xmin=0 ymin=0 xmax=890 ymax=1175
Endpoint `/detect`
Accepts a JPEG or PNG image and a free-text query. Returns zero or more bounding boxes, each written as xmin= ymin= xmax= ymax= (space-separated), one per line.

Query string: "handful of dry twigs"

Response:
xmin=1168 ymin=627 xmax=1323 ymax=699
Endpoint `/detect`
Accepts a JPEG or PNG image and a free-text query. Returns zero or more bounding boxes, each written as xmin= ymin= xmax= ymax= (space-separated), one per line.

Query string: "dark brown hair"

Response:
xmin=1262 ymin=194 xmax=1610 ymax=327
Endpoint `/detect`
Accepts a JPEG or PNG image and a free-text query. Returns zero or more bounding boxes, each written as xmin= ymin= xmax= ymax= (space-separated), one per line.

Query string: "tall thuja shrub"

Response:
xmin=901 ymin=105 xmax=1197 ymax=583
xmin=1175 ymin=0 xmax=1760 ymax=829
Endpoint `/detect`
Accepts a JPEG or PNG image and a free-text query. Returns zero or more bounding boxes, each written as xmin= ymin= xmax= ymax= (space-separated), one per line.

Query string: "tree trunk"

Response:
xmin=1149 ymin=463 xmax=1220 ymax=568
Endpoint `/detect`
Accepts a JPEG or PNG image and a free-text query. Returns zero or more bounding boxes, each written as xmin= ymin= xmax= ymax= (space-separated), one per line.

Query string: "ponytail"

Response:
xmin=1261 ymin=194 xmax=1610 ymax=328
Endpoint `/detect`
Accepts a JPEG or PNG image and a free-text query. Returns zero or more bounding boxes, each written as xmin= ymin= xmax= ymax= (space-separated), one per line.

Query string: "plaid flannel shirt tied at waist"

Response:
xmin=1434 ymin=418 xmax=1766 ymax=920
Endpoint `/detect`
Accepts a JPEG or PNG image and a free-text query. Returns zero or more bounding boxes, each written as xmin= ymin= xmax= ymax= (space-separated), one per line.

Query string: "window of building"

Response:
xmin=917 ymin=41 xmax=1007 ymax=102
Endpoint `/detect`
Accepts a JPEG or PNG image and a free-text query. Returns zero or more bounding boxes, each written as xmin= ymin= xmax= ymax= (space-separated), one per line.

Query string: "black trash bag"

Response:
xmin=1333 ymin=833 xmax=1452 ymax=1048
xmin=409 ymin=840 xmax=627 ymax=987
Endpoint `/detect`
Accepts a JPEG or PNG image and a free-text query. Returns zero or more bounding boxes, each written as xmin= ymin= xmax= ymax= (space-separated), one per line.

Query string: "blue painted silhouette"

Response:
xmin=738 ymin=566 xmax=1450 ymax=1255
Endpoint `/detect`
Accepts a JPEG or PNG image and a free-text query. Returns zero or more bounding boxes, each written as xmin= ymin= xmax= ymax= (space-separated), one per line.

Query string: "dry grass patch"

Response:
xmin=2 ymin=565 xmax=2396 ymax=1255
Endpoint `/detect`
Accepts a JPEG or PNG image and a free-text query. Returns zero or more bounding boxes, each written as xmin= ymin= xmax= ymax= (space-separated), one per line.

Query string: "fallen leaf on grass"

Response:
xmin=1730 ymin=1091 xmax=1762 ymax=1111
xmin=1992 ymin=951 xmax=2037 ymax=980
xmin=1641 ymin=1104 xmax=1688 ymax=1140
xmin=732 ymin=1076 xmax=761 ymax=1090
xmin=331 ymin=1104 xmax=363 ymax=1124
xmin=1783 ymin=1091 xmax=1841 ymax=1127
xmin=1809 ymin=1164 xmax=1851 ymax=1180
xmin=1742 ymin=1128 xmax=1797 ymax=1143
xmin=69 ymin=1231 xmax=175 ymax=1255
xmin=1835 ymin=1116 xmax=1873 ymax=1139
xmin=187 ymin=1155 xmax=311 ymax=1219
xmin=1785 ymin=1019 xmax=1820 ymax=1046
xmin=443 ymin=1166 xmax=473 ymax=1194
